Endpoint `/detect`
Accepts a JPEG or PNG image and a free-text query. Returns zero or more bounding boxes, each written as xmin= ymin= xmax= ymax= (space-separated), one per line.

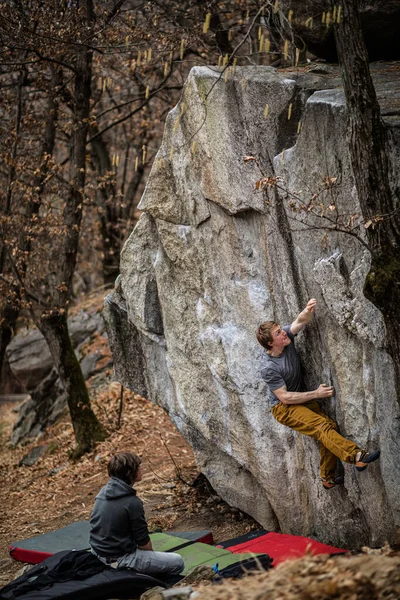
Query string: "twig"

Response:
xmin=117 ymin=384 xmax=123 ymax=429
xmin=142 ymin=455 xmax=172 ymax=483
xmin=88 ymin=67 xmax=176 ymax=143
xmin=246 ymin=154 xmax=372 ymax=252
xmin=1 ymin=243 xmax=48 ymax=307
xmin=91 ymin=398 xmax=114 ymax=428
xmin=159 ymin=433 xmax=193 ymax=487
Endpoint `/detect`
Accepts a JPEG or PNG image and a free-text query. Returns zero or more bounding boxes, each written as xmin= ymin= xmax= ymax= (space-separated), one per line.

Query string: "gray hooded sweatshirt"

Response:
xmin=89 ymin=476 xmax=150 ymax=558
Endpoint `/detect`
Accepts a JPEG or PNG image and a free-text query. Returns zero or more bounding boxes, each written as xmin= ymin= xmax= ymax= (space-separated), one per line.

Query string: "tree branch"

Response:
xmin=88 ymin=70 xmax=177 ymax=143
xmin=34 ymin=51 xmax=79 ymax=74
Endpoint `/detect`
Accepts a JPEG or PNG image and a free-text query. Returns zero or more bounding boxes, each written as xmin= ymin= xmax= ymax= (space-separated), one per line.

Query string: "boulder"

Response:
xmin=104 ymin=64 xmax=400 ymax=548
xmin=6 ymin=311 xmax=105 ymax=392
xmin=6 ymin=328 xmax=53 ymax=392
xmin=8 ymin=310 xmax=111 ymax=444
xmin=276 ymin=1 xmax=400 ymax=61
xmin=10 ymin=368 xmax=67 ymax=446
xmin=19 ymin=444 xmax=49 ymax=467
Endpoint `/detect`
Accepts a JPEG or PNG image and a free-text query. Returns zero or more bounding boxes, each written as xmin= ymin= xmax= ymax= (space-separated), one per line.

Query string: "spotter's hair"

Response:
xmin=256 ymin=321 xmax=279 ymax=349
xmin=108 ymin=452 xmax=142 ymax=485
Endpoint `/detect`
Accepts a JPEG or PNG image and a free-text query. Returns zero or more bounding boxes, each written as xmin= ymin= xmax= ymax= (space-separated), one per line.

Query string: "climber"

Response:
xmin=89 ymin=452 xmax=185 ymax=574
xmin=256 ymin=299 xmax=380 ymax=489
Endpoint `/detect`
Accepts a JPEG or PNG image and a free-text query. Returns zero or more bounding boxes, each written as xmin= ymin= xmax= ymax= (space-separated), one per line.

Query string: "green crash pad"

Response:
xmin=173 ymin=542 xmax=264 ymax=576
xmin=150 ymin=533 xmax=190 ymax=552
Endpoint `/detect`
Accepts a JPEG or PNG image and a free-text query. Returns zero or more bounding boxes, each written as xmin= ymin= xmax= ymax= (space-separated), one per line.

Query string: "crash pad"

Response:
xmin=173 ymin=541 xmax=272 ymax=576
xmin=218 ymin=530 xmax=347 ymax=566
xmin=9 ymin=521 xmax=213 ymax=564
xmin=217 ymin=529 xmax=269 ymax=548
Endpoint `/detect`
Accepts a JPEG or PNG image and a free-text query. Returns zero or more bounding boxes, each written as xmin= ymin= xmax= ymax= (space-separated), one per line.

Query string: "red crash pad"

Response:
xmin=219 ymin=531 xmax=347 ymax=566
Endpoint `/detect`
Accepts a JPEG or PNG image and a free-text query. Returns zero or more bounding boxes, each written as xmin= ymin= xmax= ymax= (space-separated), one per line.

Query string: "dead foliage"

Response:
xmin=0 ymin=379 xmax=196 ymax=585
xmin=0 ymin=369 xmax=258 ymax=587
xmin=194 ymin=549 xmax=400 ymax=600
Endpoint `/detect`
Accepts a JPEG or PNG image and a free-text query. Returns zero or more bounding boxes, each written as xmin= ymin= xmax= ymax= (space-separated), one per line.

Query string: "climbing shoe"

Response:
xmin=355 ymin=449 xmax=381 ymax=472
xmin=322 ymin=475 xmax=344 ymax=490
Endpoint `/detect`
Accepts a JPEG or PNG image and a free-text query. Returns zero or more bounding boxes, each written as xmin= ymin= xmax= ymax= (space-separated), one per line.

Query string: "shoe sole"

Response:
xmin=322 ymin=478 xmax=344 ymax=490
xmin=322 ymin=482 xmax=337 ymax=489
xmin=355 ymin=449 xmax=381 ymax=472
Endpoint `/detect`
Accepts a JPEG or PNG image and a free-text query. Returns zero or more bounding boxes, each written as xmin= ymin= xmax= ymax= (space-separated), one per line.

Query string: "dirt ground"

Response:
xmin=0 ymin=374 xmax=259 ymax=588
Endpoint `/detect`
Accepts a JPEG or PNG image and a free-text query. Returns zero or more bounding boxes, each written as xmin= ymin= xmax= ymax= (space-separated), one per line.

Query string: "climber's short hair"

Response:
xmin=256 ymin=321 xmax=279 ymax=349
xmin=108 ymin=452 xmax=142 ymax=485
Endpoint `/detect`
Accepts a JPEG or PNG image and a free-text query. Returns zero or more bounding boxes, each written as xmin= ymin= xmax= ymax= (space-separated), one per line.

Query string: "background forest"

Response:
xmin=0 ymin=0 xmax=304 ymax=456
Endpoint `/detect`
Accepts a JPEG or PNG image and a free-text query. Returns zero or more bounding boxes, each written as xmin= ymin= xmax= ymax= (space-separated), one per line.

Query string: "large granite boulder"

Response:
xmin=276 ymin=1 xmax=400 ymax=61
xmin=104 ymin=64 xmax=400 ymax=548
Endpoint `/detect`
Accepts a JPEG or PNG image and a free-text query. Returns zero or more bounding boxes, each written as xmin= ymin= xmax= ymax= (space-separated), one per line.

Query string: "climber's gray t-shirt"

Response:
xmin=260 ymin=325 xmax=302 ymax=406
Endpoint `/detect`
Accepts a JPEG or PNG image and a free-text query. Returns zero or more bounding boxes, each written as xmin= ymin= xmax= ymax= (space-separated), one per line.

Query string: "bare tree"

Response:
xmin=0 ymin=0 xmax=113 ymax=457
xmin=332 ymin=0 xmax=400 ymax=397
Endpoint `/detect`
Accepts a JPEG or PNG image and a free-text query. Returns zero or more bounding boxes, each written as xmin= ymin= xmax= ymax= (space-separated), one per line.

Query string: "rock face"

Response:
xmin=276 ymin=1 xmax=400 ymax=61
xmin=104 ymin=64 xmax=400 ymax=548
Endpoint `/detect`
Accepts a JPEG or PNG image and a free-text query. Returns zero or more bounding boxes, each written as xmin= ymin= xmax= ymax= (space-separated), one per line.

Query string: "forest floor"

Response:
xmin=0 ymin=361 xmax=258 ymax=589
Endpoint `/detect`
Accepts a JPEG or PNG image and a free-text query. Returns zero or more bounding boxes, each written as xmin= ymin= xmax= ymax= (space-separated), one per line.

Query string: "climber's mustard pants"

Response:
xmin=271 ymin=401 xmax=359 ymax=481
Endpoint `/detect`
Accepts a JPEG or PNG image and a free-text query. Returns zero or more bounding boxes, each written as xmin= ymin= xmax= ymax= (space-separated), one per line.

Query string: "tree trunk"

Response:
xmin=90 ymin=127 xmax=121 ymax=286
xmin=333 ymin=0 xmax=400 ymax=401
xmin=38 ymin=0 xmax=106 ymax=456
xmin=39 ymin=313 xmax=106 ymax=458
xmin=125 ymin=159 xmax=145 ymax=220
xmin=210 ymin=12 xmax=233 ymax=56
xmin=0 ymin=303 xmax=19 ymax=381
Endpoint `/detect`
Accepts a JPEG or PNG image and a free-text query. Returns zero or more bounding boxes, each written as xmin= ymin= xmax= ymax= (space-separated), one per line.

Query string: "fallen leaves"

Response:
xmin=0 ymin=374 xmax=197 ymax=585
